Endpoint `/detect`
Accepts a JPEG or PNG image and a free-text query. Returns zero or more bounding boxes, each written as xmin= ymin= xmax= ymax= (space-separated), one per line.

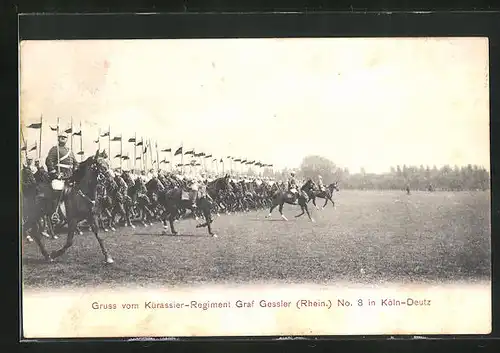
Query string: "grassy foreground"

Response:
xmin=21 ymin=190 xmax=491 ymax=289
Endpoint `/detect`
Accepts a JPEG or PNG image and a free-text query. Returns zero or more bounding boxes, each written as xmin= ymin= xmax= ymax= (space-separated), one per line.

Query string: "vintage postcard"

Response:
xmin=20 ymin=37 xmax=491 ymax=338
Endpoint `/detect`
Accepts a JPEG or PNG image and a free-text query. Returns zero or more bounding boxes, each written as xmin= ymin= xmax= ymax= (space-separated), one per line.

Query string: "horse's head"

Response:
xmin=73 ymin=150 xmax=111 ymax=186
xmin=329 ymin=182 xmax=340 ymax=192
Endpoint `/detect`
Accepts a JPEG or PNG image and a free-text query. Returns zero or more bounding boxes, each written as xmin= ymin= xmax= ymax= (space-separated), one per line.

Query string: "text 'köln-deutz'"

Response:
xmin=91 ymin=297 xmax=432 ymax=311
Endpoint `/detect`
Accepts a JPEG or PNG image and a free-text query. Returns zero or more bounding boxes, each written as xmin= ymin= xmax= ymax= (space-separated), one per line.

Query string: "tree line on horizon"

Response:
xmin=255 ymin=155 xmax=490 ymax=191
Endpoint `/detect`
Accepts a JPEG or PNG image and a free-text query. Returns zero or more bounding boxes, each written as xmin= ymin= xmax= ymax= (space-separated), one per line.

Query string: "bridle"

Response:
xmin=77 ymin=158 xmax=109 ymax=206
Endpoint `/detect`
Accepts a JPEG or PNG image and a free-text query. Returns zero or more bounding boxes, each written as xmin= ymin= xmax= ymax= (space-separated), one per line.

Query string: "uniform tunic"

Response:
xmin=45 ymin=145 xmax=78 ymax=179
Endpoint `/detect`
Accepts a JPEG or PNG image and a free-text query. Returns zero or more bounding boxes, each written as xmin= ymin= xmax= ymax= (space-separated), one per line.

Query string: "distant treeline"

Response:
xmin=339 ymin=164 xmax=490 ymax=191
xmin=257 ymin=155 xmax=490 ymax=191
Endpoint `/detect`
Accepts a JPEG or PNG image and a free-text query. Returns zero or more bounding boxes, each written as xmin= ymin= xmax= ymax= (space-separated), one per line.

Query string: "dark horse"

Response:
xmin=206 ymin=174 xmax=231 ymax=215
xmin=307 ymin=181 xmax=339 ymax=209
xmin=266 ymin=179 xmax=315 ymax=222
xmin=22 ymin=150 xmax=114 ymax=263
xmin=158 ymin=185 xmax=217 ymax=237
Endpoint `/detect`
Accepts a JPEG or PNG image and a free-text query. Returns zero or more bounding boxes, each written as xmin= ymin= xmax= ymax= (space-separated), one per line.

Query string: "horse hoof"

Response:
xmin=212 ymin=233 xmax=218 ymax=238
xmin=266 ymin=214 xmax=271 ymax=218
xmin=104 ymin=229 xmax=108 ymax=232
xmin=322 ymin=207 xmax=325 ymax=210
xmin=52 ymin=235 xmax=59 ymax=240
xmin=195 ymin=216 xmax=199 ymax=221
xmin=26 ymin=236 xmax=33 ymax=242
xmin=43 ymin=232 xmax=50 ymax=238
xmin=311 ymin=218 xmax=315 ymax=223
xmin=79 ymin=231 xmax=83 ymax=235
xmin=143 ymin=223 xmax=148 ymax=227
xmin=105 ymin=257 xmax=114 ymax=264
xmin=46 ymin=256 xmax=54 ymax=263
xmin=217 ymin=213 xmax=220 ymax=217
xmin=130 ymin=225 xmax=136 ymax=229
xmin=281 ymin=215 xmax=288 ymax=221
xmin=111 ymin=227 xmax=116 ymax=231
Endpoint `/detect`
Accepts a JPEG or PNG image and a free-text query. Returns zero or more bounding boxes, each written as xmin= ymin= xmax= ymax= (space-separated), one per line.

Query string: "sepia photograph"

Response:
xmin=20 ymin=37 xmax=491 ymax=337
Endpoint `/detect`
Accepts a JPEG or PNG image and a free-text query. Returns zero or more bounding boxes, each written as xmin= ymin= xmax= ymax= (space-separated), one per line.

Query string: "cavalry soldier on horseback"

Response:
xmin=183 ymin=176 xmax=199 ymax=209
xmin=21 ymin=157 xmax=37 ymax=215
xmin=46 ymin=132 xmax=78 ymax=181
xmin=288 ymin=172 xmax=300 ymax=204
xmin=34 ymin=159 xmax=50 ymax=184
xmin=45 ymin=132 xmax=79 ymax=222
xmin=318 ymin=175 xmax=326 ymax=192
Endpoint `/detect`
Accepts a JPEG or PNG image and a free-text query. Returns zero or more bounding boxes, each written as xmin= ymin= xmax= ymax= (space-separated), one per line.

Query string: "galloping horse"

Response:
xmin=206 ymin=175 xmax=231 ymax=214
xmin=23 ymin=150 xmax=114 ymax=263
xmin=266 ymin=179 xmax=315 ymax=222
xmin=158 ymin=184 xmax=217 ymax=237
xmin=307 ymin=181 xmax=339 ymax=209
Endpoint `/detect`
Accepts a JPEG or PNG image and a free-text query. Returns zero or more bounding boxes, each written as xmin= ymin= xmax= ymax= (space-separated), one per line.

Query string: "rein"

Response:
xmin=74 ymin=160 xmax=107 ymax=206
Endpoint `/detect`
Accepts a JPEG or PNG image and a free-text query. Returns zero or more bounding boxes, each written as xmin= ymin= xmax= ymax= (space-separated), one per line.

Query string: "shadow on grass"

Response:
xmin=134 ymin=232 xmax=209 ymax=238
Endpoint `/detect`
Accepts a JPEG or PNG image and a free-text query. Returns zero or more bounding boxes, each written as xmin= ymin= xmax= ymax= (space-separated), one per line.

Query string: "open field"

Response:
xmin=21 ymin=190 xmax=491 ymax=289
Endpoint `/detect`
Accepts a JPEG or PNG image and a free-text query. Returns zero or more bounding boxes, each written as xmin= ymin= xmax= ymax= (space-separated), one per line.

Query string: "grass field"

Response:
xmin=21 ymin=190 xmax=491 ymax=289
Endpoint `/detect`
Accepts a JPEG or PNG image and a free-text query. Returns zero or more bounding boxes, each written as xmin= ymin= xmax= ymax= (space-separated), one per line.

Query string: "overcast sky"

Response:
xmin=20 ymin=37 xmax=489 ymax=173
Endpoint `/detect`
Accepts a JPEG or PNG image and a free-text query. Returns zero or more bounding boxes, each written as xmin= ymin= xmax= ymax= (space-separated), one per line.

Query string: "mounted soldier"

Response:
xmin=288 ymin=172 xmax=299 ymax=203
xmin=33 ymin=159 xmax=50 ymax=184
xmin=317 ymin=175 xmax=326 ymax=192
xmin=45 ymin=132 xmax=78 ymax=221
xmin=21 ymin=157 xmax=37 ymax=218
xmin=184 ymin=175 xmax=199 ymax=209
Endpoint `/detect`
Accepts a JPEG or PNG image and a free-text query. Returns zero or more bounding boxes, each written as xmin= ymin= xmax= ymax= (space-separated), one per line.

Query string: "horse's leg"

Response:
xmin=161 ymin=209 xmax=169 ymax=229
xmin=118 ymin=203 xmax=128 ymax=228
xmin=313 ymin=196 xmax=319 ymax=210
xmin=303 ymin=201 xmax=314 ymax=222
xmin=45 ymin=215 xmax=58 ymax=239
xmin=329 ymin=196 xmax=335 ymax=208
xmin=109 ymin=206 xmax=118 ymax=231
xmin=266 ymin=199 xmax=278 ymax=218
xmin=139 ymin=204 xmax=148 ymax=227
xmin=125 ymin=203 xmax=135 ymax=228
xmin=295 ymin=204 xmax=305 ymax=218
xmin=89 ymin=215 xmax=113 ymax=264
xmin=169 ymin=212 xmax=178 ymax=235
xmin=279 ymin=202 xmax=288 ymax=221
xmin=50 ymin=218 xmax=78 ymax=259
xmin=27 ymin=214 xmax=52 ymax=261
xmin=144 ymin=205 xmax=154 ymax=226
xmin=202 ymin=200 xmax=216 ymax=237
xmin=322 ymin=196 xmax=328 ymax=209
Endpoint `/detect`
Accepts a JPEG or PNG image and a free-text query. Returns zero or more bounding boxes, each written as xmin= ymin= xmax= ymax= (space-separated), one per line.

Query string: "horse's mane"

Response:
xmin=72 ymin=156 xmax=95 ymax=183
